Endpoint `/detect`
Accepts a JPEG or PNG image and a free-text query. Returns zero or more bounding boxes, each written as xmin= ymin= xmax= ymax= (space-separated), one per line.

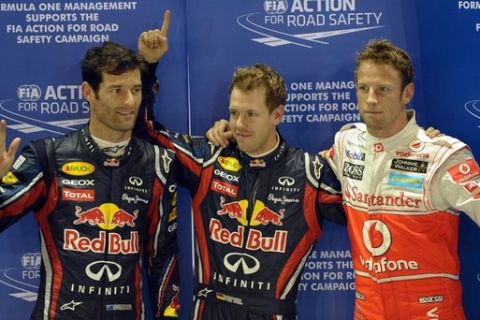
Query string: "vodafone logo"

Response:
xmin=362 ymin=220 xmax=391 ymax=256
xmin=373 ymin=143 xmax=384 ymax=152
xmin=448 ymin=159 xmax=480 ymax=183
xmin=459 ymin=163 xmax=471 ymax=175
xmin=408 ymin=140 xmax=424 ymax=152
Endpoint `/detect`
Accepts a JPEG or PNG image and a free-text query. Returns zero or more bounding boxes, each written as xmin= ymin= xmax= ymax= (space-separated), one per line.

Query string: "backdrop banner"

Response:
xmin=0 ymin=0 xmax=478 ymax=319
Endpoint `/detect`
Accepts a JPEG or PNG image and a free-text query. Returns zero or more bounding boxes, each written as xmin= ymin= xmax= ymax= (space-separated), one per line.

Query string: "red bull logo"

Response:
xmin=74 ymin=206 xmax=105 ymax=225
xmin=217 ymin=197 xmax=285 ymax=227
xmin=254 ymin=207 xmax=284 ymax=226
xmin=209 ymin=218 xmax=287 ymax=253
xmin=217 ymin=197 xmax=248 ymax=225
xmin=63 ymin=229 xmax=139 ymax=254
xmin=73 ymin=204 xmax=138 ymax=230
xmin=217 ymin=197 xmax=244 ymax=219
xmin=111 ymin=209 xmax=138 ymax=227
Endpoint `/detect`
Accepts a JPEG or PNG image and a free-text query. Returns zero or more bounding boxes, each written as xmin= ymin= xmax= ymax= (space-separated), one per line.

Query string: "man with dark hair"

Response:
xmin=0 ymin=38 xmax=178 ymax=319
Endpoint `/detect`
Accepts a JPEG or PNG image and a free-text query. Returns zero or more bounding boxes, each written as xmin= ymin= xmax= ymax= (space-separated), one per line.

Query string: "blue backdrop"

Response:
xmin=0 ymin=0 xmax=478 ymax=318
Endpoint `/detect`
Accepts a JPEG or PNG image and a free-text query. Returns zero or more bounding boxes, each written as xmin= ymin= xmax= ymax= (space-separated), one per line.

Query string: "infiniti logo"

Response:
xmin=128 ymin=176 xmax=143 ymax=186
xmin=477 ymin=273 xmax=480 ymax=282
xmin=278 ymin=176 xmax=295 ymax=186
xmin=85 ymin=261 xmax=122 ymax=282
xmin=224 ymin=252 xmax=260 ymax=275
xmin=362 ymin=220 xmax=392 ymax=257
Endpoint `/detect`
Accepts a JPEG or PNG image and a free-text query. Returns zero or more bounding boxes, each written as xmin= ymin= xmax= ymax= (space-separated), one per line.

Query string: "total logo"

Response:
xmin=360 ymin=220 xmax=419 ymax=273
xmin=237 ymin=0 xmax=384 ymax=48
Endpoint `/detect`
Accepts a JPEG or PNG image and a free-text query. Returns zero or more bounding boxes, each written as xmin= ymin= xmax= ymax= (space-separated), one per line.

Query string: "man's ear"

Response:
xmin=273 ymin=105 xmax=285 ymax=125
xmin=402 ymin=82 xmax=414 ymax=105
xmin=81 ymin=81 xmax=94 ymax=101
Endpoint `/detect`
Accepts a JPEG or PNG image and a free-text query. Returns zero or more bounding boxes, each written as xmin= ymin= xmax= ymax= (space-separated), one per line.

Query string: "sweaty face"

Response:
xmin=83 ymin=69 xmax=142 ymax=142
xmin=356 ymin=61 xmax=414 ymax=138
xmin=229 ymin=87 xmax=283 ymax=156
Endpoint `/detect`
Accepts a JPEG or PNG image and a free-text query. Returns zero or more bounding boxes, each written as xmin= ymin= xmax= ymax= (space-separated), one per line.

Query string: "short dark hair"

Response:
xmin=355 ymin=39 xmax=415 ymax=90
xmin=81 ymin=41 xmax=145 ymax=92
xmin=229 ymin=64 xmax=287 ymax=113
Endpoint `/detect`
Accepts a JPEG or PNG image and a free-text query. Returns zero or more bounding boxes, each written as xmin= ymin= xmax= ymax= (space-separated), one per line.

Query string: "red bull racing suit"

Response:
xmin=0 ymin=127 xmax=179 ymax=319
xmin=147 ymin=128 xmax=345 ymax=320
xmin=327 ymin=111 xmax=480 ymax=320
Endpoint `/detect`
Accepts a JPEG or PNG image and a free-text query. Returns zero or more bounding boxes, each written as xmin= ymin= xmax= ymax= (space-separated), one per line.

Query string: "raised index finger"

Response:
xmin=160 ymin=9 xmax=171 ymax=37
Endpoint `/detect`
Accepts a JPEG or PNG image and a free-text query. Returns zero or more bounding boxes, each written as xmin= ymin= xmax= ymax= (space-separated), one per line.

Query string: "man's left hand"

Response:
xmin=138 ymin=10 xmax=171 ymax=63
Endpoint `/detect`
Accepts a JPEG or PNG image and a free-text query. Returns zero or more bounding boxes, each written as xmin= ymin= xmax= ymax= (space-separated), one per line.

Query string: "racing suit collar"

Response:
xmin=363 ymin=110 xmax=417 ymax=153
xmin=81 ymin=125 xmax=135 ymax=166
xmin=239 ymin=133 xmax=289 ymax=169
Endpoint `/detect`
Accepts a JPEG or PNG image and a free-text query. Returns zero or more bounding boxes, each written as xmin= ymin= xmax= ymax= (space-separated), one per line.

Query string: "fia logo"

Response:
xmin=264 ymin=0 xmax=288 ymax=14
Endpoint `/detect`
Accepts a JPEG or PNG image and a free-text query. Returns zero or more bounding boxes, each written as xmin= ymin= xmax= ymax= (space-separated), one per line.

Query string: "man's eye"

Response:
xmin=357 ymin=85 xmax=368 ymax=92
xmin=378 ymin=87 xmax=390 ymax=93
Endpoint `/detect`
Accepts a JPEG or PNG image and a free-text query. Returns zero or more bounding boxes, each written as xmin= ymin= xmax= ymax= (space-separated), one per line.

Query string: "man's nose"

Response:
xmin=366 ymin=88 xmax=378 ymax=104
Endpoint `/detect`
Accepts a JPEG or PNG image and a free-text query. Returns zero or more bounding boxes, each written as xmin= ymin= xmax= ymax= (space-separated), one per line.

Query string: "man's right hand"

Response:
xmin=0 ymin=120 xmax=21 ymax=178
xmin=205 ymin=119 xmax=233 ymax=148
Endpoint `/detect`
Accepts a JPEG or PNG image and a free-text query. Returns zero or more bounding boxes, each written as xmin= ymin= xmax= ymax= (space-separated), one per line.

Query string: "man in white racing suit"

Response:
xmin=326 ymin=39 xmax=480 ymax=319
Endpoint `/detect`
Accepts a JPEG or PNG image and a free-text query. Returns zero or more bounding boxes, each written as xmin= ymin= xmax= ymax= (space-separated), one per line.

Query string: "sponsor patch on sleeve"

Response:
xmin=12 ymin=155 xmax=26 ymax=170
xmin=447 ymin=159 xmax=480 ymax=183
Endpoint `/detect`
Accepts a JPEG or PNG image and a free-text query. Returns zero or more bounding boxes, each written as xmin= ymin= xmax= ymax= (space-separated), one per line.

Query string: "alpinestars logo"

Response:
xmin=238 ymin=0 xmax=384 ymax=48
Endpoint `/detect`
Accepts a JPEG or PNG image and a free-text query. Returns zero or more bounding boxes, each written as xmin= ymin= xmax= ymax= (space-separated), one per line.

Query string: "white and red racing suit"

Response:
xmin=0 ymin=127 xmax=179 ymax=320
xmin=327 ymin=111 xmax=480 ymax=320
